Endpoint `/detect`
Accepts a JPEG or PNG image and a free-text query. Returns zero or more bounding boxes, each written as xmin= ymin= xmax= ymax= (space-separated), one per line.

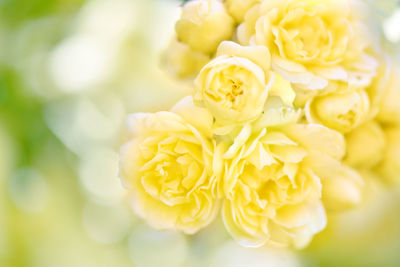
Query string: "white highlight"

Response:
xmin=383 ymin=8 xmax=400 ymax=43
xmin=49 ymin=35 xmax=113 ymax=93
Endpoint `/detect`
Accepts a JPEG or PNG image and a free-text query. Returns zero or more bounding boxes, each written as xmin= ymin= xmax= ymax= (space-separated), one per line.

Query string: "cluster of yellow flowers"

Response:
xmin=121 ymin=0 xmax=400 ymax=248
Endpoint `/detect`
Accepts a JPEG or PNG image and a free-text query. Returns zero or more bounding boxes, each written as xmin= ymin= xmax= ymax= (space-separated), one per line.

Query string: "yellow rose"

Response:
xmin=225 ymin=0 xmax=259 ymax=23
xmin=378 ymin=127 xmax=400 ymax=184
xmin=305 ymin=89 xmax=370 ymax=133
xmin=283 ymin=125 xmax=364 ymax=211
xmin=218 ymin=100 xmax=362 ymax=247
xmin=161 ymin=38 xmax=210 ymax=79
xmin=194 ymin=41 xmax=275 ymax=126
xmin=237 ymin=0 xmax=377 ymax=91
xmin=120 ymin=97 xmax=219 ymax=233
xmin=376 ymin=64 xmax=400 ymax=125
xmin=176 ymin=0 xmax=235 ymax=54
xmin=344 ymin=121 xmax=386 ymax=168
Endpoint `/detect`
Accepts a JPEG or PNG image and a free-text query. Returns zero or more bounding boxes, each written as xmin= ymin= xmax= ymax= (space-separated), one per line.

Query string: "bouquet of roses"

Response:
xmin=120 ymin=0 xmax=400 ymax=249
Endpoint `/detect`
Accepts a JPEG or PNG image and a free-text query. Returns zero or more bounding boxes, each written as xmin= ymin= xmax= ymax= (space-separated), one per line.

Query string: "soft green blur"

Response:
xmin=0 ymin=0 xmax=399 ymax=267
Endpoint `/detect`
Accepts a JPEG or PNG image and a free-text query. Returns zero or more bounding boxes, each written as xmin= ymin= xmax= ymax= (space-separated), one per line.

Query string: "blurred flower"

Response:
xmin=194 ymin=41 xmax=274 ymax=126
xmin=378 ymin=126 xmax=400 ymax=184
xmin=120 ymin=97 xmax=219 ymax=234
xmin=365 ymin=55 xmax=393 ymax=120
xmin=161 ymin=38 xmax=210 ymax=79
xmin=175 ymin=0 xmax=235 ymax=54
xmin=344 ymin=120 xmax=386 ymax=168
xmin=377 ymin=63 xmax=400 ymax=125
xmin=225 ymin=0 xmax=260 ymax=24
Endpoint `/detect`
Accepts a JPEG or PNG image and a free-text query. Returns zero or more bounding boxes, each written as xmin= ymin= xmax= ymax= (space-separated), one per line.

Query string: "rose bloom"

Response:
xmin=344 ymin=120 xmax=386 ymax=168
xmin=237 ymin=0 xmax=377 ymax=91
xmin=176 ymin=0 xmax=235 ymax=54
xmin=305 ymin=89 xmax=370 ymax=133
xmin=161 ymin=38 xmax=210 ymax=79
xmin=120 ymin=97 xmax=220 ymax=233
xmin=195 ymin=41 xmax=275 ymax=126
xmin=218 ymin=99 xmax=362 ymax=247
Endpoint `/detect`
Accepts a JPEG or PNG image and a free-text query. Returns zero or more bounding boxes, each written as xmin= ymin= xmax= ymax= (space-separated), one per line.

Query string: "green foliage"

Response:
xmin=0 ymin=0 xmax=85 ymax=27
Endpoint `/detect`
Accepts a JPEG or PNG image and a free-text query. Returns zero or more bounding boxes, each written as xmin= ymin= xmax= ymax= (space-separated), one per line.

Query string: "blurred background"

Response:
xmin=0 ymin=0 xmax=399 ymax=266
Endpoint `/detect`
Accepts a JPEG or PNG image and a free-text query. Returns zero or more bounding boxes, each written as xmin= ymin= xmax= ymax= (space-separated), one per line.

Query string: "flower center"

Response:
xmin=206 ymin=66 xmax=256 ymax=112
xmin=139 ymin=135 xmax=203 ymax=206
xmin=226 ymin=78 xmax=244 ymax=102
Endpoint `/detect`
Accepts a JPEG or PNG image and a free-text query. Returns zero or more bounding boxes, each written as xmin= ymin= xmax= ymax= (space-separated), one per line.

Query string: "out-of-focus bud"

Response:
xmin=304 ymin=151 xmax=364 ymax=211
xmin=225 ymin=0 xmax=259 ymax=23
xmin=344 ymin=121 xmax=386 ymax=168
xmin=323 ymin=170 xmax=364 ymax=211
xmin=377 ymin=65 xmax=400 ymax=125
xmin=306 ymin=89 xmax=370 ymax=133
xmin=161 ymin=38 xmax=210 ymax=79
xmin=378 ymin=127 xmax=400 ymax=184
xmin=175 ymin=0 xmax=235 ymax=54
